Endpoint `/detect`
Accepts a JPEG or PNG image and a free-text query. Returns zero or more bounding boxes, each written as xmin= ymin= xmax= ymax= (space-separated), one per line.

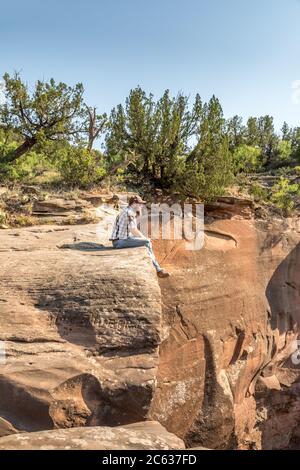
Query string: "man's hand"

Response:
xmin=131 ymin=227 xmax=149 ymax=240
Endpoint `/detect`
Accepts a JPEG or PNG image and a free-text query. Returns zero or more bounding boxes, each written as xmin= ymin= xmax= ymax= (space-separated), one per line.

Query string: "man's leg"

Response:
xmin=114 ymin=237 xmax=162 ymax=272
xmin=143 ymin=239 xmax=162 ymax=272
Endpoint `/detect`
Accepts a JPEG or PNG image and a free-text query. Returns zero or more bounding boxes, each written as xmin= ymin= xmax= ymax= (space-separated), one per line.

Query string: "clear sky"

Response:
xmin=1 ymin=0 xmax=300 ymax=130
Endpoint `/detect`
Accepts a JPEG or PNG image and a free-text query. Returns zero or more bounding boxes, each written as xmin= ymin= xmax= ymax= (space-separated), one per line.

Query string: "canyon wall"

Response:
xmin=0 ymin=207 xmax=299 ymax=449
xmin=150 ymin=216 xmax=300 ymax=449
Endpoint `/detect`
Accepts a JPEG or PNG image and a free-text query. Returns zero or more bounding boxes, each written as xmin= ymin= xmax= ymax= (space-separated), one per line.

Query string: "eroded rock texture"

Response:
xmin=0 ymin=224 xmax=161 ymax=435
xmin=0 ymin=421 xmax=184 ymax=450
xmin=0 ymin=211 xmax=300 ymax=450
xmin=150 ymin=217 xmax=300 ymax=449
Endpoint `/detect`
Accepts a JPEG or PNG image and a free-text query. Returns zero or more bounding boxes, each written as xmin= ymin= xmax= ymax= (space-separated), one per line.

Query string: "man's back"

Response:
xmin=110 ymin=206 xmax=136 ymax=241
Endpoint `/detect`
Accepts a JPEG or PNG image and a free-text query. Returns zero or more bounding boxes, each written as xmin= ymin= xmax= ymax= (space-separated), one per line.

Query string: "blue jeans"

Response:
xmin=112 ymin=237 xmax=161 ymax=272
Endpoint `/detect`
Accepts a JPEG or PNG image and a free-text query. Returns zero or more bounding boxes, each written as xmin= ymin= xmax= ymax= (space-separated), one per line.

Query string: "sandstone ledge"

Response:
xmin=0 ymin=421 xmax=185 ymax=450
xmin=1 ymin=217 xmax=300 ymax=450
xmin=0 ymin=224 xmax=162 ymax=434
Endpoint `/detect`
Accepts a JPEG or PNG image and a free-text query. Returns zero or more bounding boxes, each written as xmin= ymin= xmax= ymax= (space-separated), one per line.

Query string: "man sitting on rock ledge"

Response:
xmin=110 ymin=195 xmax=170 ymax=278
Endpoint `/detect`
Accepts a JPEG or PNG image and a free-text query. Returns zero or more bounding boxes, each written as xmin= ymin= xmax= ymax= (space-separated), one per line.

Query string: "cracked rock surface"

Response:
xmin=0 ymin=212 xmax=300 ymax=449
xmin=0 ymin=223 xmax=161 ymax=436
xmin=0 ymin=421 xmax=184 ymax=450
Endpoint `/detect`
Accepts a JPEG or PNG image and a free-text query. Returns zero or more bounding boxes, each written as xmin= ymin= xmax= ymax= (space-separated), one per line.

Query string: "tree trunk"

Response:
xmin=87 ymin=136 xmax=95 ymax=153
xmin=0 ymin=138 xmax=37 ymax=164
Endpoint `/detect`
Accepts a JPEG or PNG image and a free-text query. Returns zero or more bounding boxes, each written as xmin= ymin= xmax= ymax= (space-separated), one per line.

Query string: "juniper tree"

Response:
xmin=83 ymin=105 xmax=107 ymax=152
xmin=0 ymin=72 xmax=84 ymax=163
xmin=246 ymin=117 xmax=260 ymax=146
xmin=226 ymin=115 xmax=246 ymax=151
xmin=281 ymin=121 xmax=291 ymax=142
xmin=184 ymin=96 xmax=233 ymax=201
xmin=257 ymin=115 xmax=278 ymax=164
xmin=106 ymin=86 xmax=203 ymax=186
xmin=246 ymin=115 xmax=278 ymax=166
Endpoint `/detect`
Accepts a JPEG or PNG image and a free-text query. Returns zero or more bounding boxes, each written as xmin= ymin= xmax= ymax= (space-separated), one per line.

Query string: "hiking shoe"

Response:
xmin=157 ymin=270 xmax=170 ymax=278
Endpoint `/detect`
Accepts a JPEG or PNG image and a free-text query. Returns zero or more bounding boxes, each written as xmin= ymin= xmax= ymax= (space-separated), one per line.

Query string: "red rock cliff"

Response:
xmin=0 ymin=210 xmax=299 ymax=449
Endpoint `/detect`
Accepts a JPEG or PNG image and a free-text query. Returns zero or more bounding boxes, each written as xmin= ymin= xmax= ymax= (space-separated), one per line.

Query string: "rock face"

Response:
xmin=149 ymin=217 xmax=300 ymax=449
xmin=0 ymin=421 xmax=184 ymax=450
xmin=204 ymin=196 xmax=255 ymax=220
xmin=0 ymin=223 xmax=161 ymax=435
xmin=32 ymin=198 xmax=81 ymax=215
xmin=0 ymin=207 xmax=300 ymax=450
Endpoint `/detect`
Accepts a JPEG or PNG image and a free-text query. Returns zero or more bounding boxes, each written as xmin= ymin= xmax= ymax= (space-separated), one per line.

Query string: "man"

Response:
xmin=110 ymin=195 xmax=170 ymax=278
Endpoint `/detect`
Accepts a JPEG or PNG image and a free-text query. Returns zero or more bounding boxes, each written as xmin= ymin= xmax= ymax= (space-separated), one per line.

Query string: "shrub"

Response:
xmin=9 ymin=214 xmax=37 ymax=227
xmin=57 ymin=147 xmax=106 ymax=187
xmin=0 ymin=141 xmax=55 ymax=182
xmin=249 ymin=182 xmax=268 ymax=202
xmin=182 ymin=140 xmax=233 ymax=202
xmin=233 ymin=144 xmax=262 ymax=173
xmin=0 ymin=209 xmax=7 ymax=226
xmin=270 ymin=177 xmax=299 ymax=215
xmin=272 ymin=140 xmax=293 ymax=168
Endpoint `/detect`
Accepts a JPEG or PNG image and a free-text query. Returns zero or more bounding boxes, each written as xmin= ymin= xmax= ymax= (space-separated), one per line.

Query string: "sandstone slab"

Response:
xmin=0 ymin=223 xmax=161 ymax=434
xmin=0 ymin=421 xmax=184 ymax=450
xmin=0 ymin=208 xmax=300 ymax=450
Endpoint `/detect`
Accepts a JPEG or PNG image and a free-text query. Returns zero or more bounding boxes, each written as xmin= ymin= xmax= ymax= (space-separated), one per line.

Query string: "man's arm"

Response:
xmin=130 ymin=226 xmax=149 ymax=240
xmin=127 ymin=208 xmax=148 ymax=240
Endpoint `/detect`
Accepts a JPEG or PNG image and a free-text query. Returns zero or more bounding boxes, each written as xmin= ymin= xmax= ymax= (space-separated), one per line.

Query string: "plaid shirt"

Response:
xmin=110 ymin=206 xmax=137 ymax=240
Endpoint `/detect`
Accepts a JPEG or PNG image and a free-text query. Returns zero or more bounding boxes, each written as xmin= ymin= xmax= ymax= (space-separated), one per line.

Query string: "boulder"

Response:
xmin=0 ymin=421 xmax=184 ymax=450
xmin=81 ymin=193 xmax=119 ymax=207
xmin=32 ymin=198 xmax=79 ymax=215
xmin=0 ymin=223 xmax=161 ymax=434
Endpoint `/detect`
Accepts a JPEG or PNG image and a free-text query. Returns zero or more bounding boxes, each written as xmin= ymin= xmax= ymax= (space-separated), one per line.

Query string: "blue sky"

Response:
xmin=1 ymin=0 xmax=300 ymax=130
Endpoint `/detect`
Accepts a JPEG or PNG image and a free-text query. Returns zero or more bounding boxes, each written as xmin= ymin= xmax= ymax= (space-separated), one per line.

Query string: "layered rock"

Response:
xmin=149 ymin=217 xmax=300 ymax=449
xmin=0 ymin=206 xmax=300 ymax=450
xmin=0 ymin=223 xmax=161 ymax=435
xmin=204 ymin=196 xmax=255 ymax=219
xmin=0 ymin=421 xmax=184 ymax=450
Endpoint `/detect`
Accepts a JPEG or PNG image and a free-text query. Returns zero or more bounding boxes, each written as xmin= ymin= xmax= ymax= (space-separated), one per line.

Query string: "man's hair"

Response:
xmin=128 ymin=196 xmax=145 ymax=205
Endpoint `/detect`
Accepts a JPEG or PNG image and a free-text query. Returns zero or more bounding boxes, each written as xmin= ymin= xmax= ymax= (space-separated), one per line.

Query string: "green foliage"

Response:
xmin=0 ymin=209 xmax=6 ymax=226
xmin=272 ymin=140 xmax=293 ymax=168
xmin=290 ymin=127 xmax=300 ymax=163
xmin=245 ymin=117 xmax=259 ymax=147
xmin=82 ymin=106 xmax=107 ymax=151
xmin=57 ymin=146 xmax=106 ymax=187
xmin=245 ymin=116 xmax=278 ymax=166
xmin=226 ymin=115 xmax=280 ymax=168
xmin=183 ymin=141 xmax=232 ymax=202
xmin=0 ymin=139 xmax=55 ymax=182
xmin=1 ymin=71 xmax=299 ymax=201
xmin=0 ymin=72 xmax=84 ymax=163
xmin=183 ymin=96 xmax=233 ymax=201
xmin=226 ymin=115 xmax=245 ymax=150
xmin=249 ymin=182 xmax=268 ymax=202
xmin=106 ymin=87 xmax=203 ymax=187
xmin=270 ymin=177 xmax=300 ymax=214
xmin=0 ymin=131 xmax=106 ymax=187
xmin=106 ymin=89 xmax=234 ymax=200
xmin=281 ymin=122 xmax=292 ymax=141
xmin=233 ymin=144 xmax=262 ymax=173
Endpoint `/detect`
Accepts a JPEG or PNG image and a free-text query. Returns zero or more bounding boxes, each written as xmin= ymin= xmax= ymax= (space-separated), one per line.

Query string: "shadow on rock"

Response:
xmin=58 ymin=242 xmax=115 ymax=251
xmin=266 ymin=242 xmax=300 ymax=334
xmin=36 ymin=286 xmax=98 ymax=349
